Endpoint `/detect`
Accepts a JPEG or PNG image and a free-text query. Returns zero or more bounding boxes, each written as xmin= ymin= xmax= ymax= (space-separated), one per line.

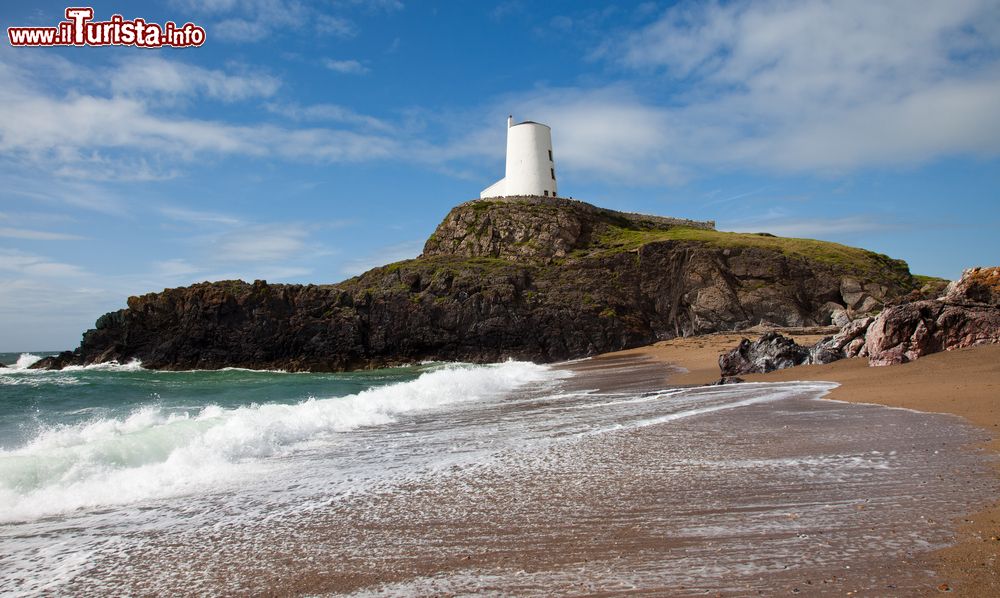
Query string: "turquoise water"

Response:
xmin=0 ymin=354 xmax=562 ymax=593
xmin=0 ymin=352 xmax=426 ymax=451
xmin=0 ymin=354 xmax=555 ymax=526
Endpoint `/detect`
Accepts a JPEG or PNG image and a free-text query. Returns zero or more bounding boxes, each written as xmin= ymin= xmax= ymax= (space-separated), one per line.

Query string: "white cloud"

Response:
xmin=0 ymin=249 xmax=88 ymax=278
xmin=0 ymin=242 xmax=323 ymax=350
xmin=171 ymin=0 xmax=359 ymax=42
xmin=0 ymin=86 xmax=246 ymax=157
xmin=323 ymin=58 xmax=369 ymax=75
xmin=0 ymin=278 xmax=121 ymax=351
xmin=153 ymin=258 xmax=204 ymax=278
xmin=52 ymin=156 xmax=180 ymax=182
xmin=198 ymin=265 xmax=314 ymax=282
xmin=210 ymin=0 xmax=313 ymax=41
xmin=155 ymin=212 xmax=335 ymax=281
xmin=3 ymin=183 xmax=128 ymax=216
xmin=726 ymin=215 xmax=899 ymax=238
xmin=315 ymin=14 xmax=356 ymax=37
xmin=0 ymin=211 xmax=75 ymax=225
xmin=109 ymin=56 xmax=280 ymax=102
xmin=0 ymin=249 xmax=132 ymax=350
xmin=126 ymin=221 xmax=335 ymax=300
xmin=0 ymin=60 xmax=401 ymax=176
xmin=159 ymin=206 xmax=244 ymax=227
xmin=264 ymin=102 xmax=392 ymax=132
xmin=7 ymin=0 xmax=998 ymax=193
xmin=428 ymin=0 xmax=1000 ymax=184
xmin=602 ymin=0 xmax=1000 ymax=174
xmin=211 ymin=224 xmax=312 ymax=262
xmin=340 ymin=0 xmax=404 ymax=12
xmin=339 ymin=239 xmax=423 ymax=276
xmin=0 ymin=227 xmax=86 ymax=241
xmin=502 ymin=87 xmax=690 ymax=184
xmin=410 ymin=88 xmax=691 ymax=185
xmin=170 ymin=0 xmax=239 ymax=13
xmin=491 ymin=1 xmax=525 ymax=21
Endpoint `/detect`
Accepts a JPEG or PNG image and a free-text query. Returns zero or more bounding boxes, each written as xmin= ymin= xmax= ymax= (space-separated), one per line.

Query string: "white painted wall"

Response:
xmin=481 ymin=117 xmax=557 ymax=198
xmin=480 ymin=178 xmax=506 ymax=198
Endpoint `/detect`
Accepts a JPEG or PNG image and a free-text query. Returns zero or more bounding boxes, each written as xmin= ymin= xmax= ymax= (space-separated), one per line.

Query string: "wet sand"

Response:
xmin=54 ymin=353 xmax=997 ymax=596
xmin=605 ymin=336 xmax=1000 ymax=595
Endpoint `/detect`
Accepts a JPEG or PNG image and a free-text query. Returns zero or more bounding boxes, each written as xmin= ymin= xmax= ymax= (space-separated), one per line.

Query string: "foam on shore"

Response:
xmin=0 ymin=361 xmax=554 ymax=522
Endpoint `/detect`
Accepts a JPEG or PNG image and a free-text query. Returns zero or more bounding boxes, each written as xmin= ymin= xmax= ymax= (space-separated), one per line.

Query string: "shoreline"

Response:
xmin=596 ymin=335 xmax=1000 ymax=596
xmin=5 ymin=342 xmax=997 ymax=594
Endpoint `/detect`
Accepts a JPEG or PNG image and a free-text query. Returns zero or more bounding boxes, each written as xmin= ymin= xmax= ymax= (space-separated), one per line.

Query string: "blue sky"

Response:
xmin=1 ymin=0 xmax=999 ymax=351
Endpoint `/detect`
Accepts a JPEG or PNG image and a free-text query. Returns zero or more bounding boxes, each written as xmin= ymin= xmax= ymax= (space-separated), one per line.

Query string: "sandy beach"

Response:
xmin=605 ymin=334 xmax=1000 ymax=596
xmin=5 ymin=337 xmax=996 ymax=596
xmin=20 ymin=343 xmax=988 ymax=596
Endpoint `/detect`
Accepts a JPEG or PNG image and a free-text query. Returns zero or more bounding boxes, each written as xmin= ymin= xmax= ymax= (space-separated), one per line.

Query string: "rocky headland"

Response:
xmin=37 ymin=196 xmax=935 ymax=371
xmin=718 ymin=266 xmax=1000 ymax=377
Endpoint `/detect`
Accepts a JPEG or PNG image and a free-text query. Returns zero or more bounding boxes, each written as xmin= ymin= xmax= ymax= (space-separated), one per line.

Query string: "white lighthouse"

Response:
xmin=480 ymin=115 xmax=557 ymax=198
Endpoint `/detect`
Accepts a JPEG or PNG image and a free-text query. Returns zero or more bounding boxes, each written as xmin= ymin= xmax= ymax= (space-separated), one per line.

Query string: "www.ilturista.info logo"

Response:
xmin=8 ymin=7 xmax=206 ymax=48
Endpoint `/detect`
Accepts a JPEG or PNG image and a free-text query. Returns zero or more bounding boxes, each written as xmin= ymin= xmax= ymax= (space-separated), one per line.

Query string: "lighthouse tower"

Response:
xmin=480 ymin=115 xmax=557 ymax=199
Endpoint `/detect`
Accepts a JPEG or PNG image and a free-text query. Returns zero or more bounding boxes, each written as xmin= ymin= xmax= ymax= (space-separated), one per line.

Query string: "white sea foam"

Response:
xmin=0 ymin=361 xmax=554 ymax=522
xmin=1 ymin=356 xmax=145 ymax=378
xmin=575 ymin=382 xmax=838 ymax=437
xmin=0 ymin=374 xmax=81 ymax=387
xmin=59 ymin=358 xmax=144 ymax=372
xmin=10 ymin=353 xmax=43 ymax=370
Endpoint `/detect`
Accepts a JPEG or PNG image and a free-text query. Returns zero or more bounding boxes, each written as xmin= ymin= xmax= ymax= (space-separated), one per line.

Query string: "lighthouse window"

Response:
xmin=548 ymin=150 xmax=553 ymax=161
xmin=543 ymin=190 xmax=549 ymax=196
xmin=550 ymin=168 xmax=556 ymax=180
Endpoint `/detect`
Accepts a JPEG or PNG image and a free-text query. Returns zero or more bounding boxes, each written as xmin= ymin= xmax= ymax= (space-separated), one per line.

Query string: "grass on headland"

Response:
xmin=592 ymin=225 xmax=913 ymax=284
xmin=912 ymin=274 xmax=949 ymax=286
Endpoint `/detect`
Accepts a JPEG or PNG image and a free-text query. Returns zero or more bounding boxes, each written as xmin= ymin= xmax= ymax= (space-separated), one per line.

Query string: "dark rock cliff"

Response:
xmin=38 ymin=196 xmax=923 ymax=371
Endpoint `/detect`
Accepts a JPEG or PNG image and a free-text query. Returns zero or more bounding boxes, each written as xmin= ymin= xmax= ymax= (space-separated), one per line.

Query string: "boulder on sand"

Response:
xmin=718 ymin=331 xmax=839 ymax=377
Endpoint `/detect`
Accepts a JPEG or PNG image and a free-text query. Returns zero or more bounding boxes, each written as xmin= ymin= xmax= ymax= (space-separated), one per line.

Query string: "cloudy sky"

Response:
xmin=1 ymin=0 xmax=999 ymax=350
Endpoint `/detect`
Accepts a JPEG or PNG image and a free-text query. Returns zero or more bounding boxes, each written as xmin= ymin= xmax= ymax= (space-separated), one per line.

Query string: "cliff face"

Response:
xmin=42 ymin=197 xmax=922 ymax=371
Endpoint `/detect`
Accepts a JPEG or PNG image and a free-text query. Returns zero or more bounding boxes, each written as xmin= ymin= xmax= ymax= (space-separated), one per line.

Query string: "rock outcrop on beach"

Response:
xmin=37 ymin=196 xmax=925 ymax=371
xmin=718 ymin=267 xmax=1000 ymax=375
xmin=717 ymin=331 xmax=843 ymax=377
xmin=718 ymin=332 xmax=811 ymax=375
xmin=862 ymin=267 xmax=1000 ymax=366
xmin=943 ymin=266 xmax=1000 ymax=306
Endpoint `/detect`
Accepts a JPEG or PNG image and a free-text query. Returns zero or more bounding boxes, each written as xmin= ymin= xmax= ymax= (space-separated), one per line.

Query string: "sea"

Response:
xmin=0 ymin=351 xmax=994 ymax=596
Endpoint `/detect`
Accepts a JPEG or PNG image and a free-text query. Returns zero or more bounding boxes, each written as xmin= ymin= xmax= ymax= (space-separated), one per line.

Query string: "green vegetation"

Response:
xmin=358 ymin=256 xmax=523 ymax=288
xmin=459 ymin=256 xmax=515 ymax=269
xmin=593 ymin=225 xmax=911 ymax=282
xmin=217 ymin=280 xmax=249 ymax=294
xmin=912 ymin=274 xmax=949 ymax=286
xmin=469 ymin=200 xmax=500 ymax=213
xmin=352 ymin=200 xmax=917 ymax=295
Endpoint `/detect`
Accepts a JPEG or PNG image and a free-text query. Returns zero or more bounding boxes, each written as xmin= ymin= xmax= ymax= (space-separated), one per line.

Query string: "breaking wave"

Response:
xmin=9 ymin=353 xmax=43 ymax=370
xmin=0 ymin=361 xmax=554 ymax=522
xmin=2 ymin=353 xmax=144 ymax=374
